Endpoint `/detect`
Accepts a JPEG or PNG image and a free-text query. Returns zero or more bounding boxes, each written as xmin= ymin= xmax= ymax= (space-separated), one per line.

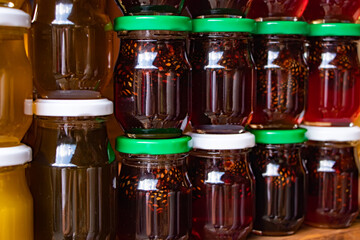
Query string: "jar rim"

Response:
xmin=0 ymin=7 xmax=30 ymax=29
xmin=308 ymin=23 xmax=360 ymax=37
xmin=0 ymin=144 xmax=32 ymax=167
xmin=249 ymin=128 xmax=307 ymax=144
xmin=189 ymin=132 xmax=255 ymax=150
xmin=301 ymin=125 xmax=360 ymax=142
xmin=254 ymin=21 xmax=308 ymax=35
xmin=192 ymin=18 xmax=255 ymax=33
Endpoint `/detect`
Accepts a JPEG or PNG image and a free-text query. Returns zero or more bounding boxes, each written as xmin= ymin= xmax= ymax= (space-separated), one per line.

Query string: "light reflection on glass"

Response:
xmin=138 ymin=178 xmax=158 ymax=191
xmin=265 ymin=50 xmax=280 ymax=69
xmin=205 ymin=171 xmax=225 ymax=184
xmin=317 ymin=159 xmax=336 ymax=173
xmin=52 ymin=3 xmax=74 ymax=25
xmin=53 ymin=143 xmax=76 ymax=167
xmin=262 ymin=162 xmax=280 ymax=177
xmin=320 ymin=52 xmax=337 ymax=69
xmin=205 ymin=51 xmax=225 ymax=69
xmin=135 ymin=52 xmax=158 ymax=69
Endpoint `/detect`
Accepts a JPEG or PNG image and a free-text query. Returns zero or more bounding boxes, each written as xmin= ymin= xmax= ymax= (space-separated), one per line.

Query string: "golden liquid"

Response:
xmin=0 ymin=0 xmax=31 ymax=13
xmin=0 ymin=28 xmax=33 ymax=146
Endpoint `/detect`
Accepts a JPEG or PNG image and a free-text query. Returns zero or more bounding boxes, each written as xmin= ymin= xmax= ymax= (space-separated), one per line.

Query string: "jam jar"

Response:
xmin=246 ymin=0 xmax=309 ymax=21
xmin=114 ymin=16 xmax=191 ymax=139
xmin=0 ymin=7 xmax=32 ymax=147
xmin=28 ymin=99 xmax=116 ymax=240
xmin=190 ymin=18 xmax=255 ymax=133
xmin=188 ymin=132 xmax=255 ymax=240
xmin=186 ymin=0 xmax=253 ymax=18
xmin=304 ymin=0 xmax=360 ymax=23
xmin=0 ymin=144 xmax=33 ymax=240
xmin=250 ymin=129 xmax=307 ymax=236
xmin=250 ymin=21 xmax=308 ymax=129
xmin=302 ymin=126 xmax=360 ymax=228
xmin=116 ymin=136 xmax=192 ymax=240
xmin=304 ymin=24 xmax=360 ymax=127
xmin=114 ymin=0 xmax=186 ymax=15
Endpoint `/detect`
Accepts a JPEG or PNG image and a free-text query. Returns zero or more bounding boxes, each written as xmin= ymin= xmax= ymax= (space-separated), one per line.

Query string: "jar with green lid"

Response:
xmin=250 ymin=21 xmax=309 ymax=129
xmin=190 ymin=18 xmax=255 ymax=133
xmin=250 ymin=129 xmax=307 ymax=236
xmin=304 ymin=24 xmax=360 ymax=127
xmin=114 ymin=16 xmax=192 ymax=139
xmin=116 ymin=136 xmax=192 ymax=240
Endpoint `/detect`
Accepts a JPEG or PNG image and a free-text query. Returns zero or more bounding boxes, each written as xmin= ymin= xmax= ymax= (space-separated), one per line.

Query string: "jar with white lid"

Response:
xmin=188 ymin=132 xmax=255 ymax=240
xmin=302 ymin=126 xmax=360 ymax=228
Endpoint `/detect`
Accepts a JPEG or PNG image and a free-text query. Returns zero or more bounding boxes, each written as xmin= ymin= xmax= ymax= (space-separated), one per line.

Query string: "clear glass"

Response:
xmin=117 ymin=153 xmax=192 ymax=240
xmin=246 ymin=0 xmax=308 ymax=21
xmin=30 ymin=0 xmax=113 ymax=99
xmin=304 ymin=0 xmax=360 ymax=23
xmin=186 ymin=0 xmax=252 ymax=18
xmin=303 ymin=140 xmax=359 ymax=228
xmin=114 ymin=30 xmax=191 ymax=138
xmin=0 ymin=27 xmax=33 ymax=146
xmin=0 ymin=165 xmax=33 ymax=240
xmin=189 ymin=32 xmax=254 ymax=133
xmin=28 ymin=116 xmax=116 ymax=240
xmin=304 ymin=37 xmax=360 ymax=127
xmin=250 ymin=144 xmax=306 ymax=236
xmin=114 ymin=0 xmax=186 ymax=15
xmin=188 ymin=149 xmax=254 ymax=240
xmin=250 ymin=35 xmax=308 ymax=129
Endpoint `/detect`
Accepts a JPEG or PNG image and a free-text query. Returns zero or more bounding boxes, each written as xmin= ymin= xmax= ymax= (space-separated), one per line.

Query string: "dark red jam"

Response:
xmin=304 ymin=36 xmax=360 ymax=126
xmin=186 ymin=0 xmax=252 ymax=18
xmin=114 ymin=0 xmax=185 ymax=15
xmin=247 ymin=0 xmax=308 ymax=20
xmin=303 ymin=141 xmax=359 ymax=228
xmin=303 ymin=0 xmax=360 ymax=23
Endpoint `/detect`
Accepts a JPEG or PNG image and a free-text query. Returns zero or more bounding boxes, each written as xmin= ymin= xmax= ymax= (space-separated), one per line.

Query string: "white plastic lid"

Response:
xmin=189 ymin=132 xmax=255 ymax=150
xmin=0 ymin=7 xmax=30 ymax=28
xmin=301 ymin=125 xmax=360 ymax=142
xmin=34 ymin=99 xmax=113 ymax=117
xmin=0 ymin=144 xmax=32 ymax=167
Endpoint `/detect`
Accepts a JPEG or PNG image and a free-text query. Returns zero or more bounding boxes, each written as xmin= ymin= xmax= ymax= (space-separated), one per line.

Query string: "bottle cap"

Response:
xmin=250 ymin=128 xmax=307 ymax=144
xmin=0 ymin=7 xmax=30 ymax=28
xmin=116 ymin=136 xmax=192 ymax=155
xmin=301 ymin=125 xmax=360 ymax=142
xmin=0 ymin=144 xmax=32 ymax=167
xmin=192 ymin=18 xmax=255 ymax=33
xmin=308 ymin=23 xmax=360 ymax=37
xmin=189 ymin=132 xmax=255 ymax=150
xmin=34 ymin=99 xmax=113 ymax=117
xmin=254 ymin=21 xmax=308 ymax=35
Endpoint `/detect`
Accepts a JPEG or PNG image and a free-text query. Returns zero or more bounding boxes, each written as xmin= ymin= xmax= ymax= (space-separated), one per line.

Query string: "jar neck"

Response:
xmin=253 ymin=34 xmax=306 ymax=52
xmin=254 ymin=143 xmax=302 ymax=164
xmin=0 ymin=27 xmax=26 ymax=41
xmin=118 ymin=30 xmax=187 ymax=40
xmin=190 ymin=148 xmax=250 ymax=159
xmin=121 ymin=153 xmax=187 ymax=168
xmin=0 ymin=166 xmax=27 ymax=189
xmin=306 ymin=140 xmax=359 ymax=148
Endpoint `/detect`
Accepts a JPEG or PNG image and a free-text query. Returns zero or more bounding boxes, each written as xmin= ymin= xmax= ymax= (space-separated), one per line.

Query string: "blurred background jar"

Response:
xmin=114 ymin=0 xmax=186 ymax=15
xmin=30 ymin=0 xmax=113 ymax=99
xmin=0 ymin=0 xmax=31 ymax=13
xmin=0 ymin=7 xmax=33 ymax=146
xmin=186 ymin=0 xmax=252 ymax=18
xmin=189 ymin=18 xmax=255 ymax=133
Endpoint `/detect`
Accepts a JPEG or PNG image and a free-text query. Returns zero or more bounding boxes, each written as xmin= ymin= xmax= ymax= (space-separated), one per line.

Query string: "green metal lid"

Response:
xmin=308 ymin=23 xmax=360 ymax=37
xmin=254 ymin=21 xmax=308 ymax=35
xmin=114 ymin=15 xmax=192 ymax=32
xmin=115 ymin=136 xmax=192 ymax=155
xmin=192 ymin=18 xmax=255 ymax=33
xmin=250 ymin=129 xmax=307 ymax=144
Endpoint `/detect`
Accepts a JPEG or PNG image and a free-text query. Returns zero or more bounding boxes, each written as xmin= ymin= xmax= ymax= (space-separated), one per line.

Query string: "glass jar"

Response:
xmin=304 ymin=24 xmax=360 ymax=127
xmin=190 ymin=18 xmax=255 ymax=133
xmin=250 ymin=129 xmax=307 ymax=236
xmin=116 ymin=136 xmax=192 ymax=240
xmin=250 ymin=21 xmax=308 ymax=129
xmin=0 ymin=7 xmax=32 ymax=146
xmin=30 ymin=0 xmax=113 ymax=99
xmin=186 ymin=0 xmax=252 ymax=18
xmin=114 ymin=0 xmax=186 ymax=15
xmin=114 ymin=16 xmax=191 ymax=139
xmin=302 ymin=126 xmax=360 ymax=228
xmin=188 ymin=133 xmax=255 ymax=240
xmin=247 ymin=0 xmax=308 ymax=21
xmin=0 ymin=144 xmax=33 ymax=240
xmin=303 ymin=0 xmax=360 ymax=23
xmin=28 ymin=99 xmax=116 ymax=240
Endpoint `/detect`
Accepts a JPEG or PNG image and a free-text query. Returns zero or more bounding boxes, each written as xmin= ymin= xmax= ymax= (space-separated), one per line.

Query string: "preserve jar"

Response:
xmin=247 ymin=0 xmax=308 ymax=21
xmin=186 ymin=0 xmax=252 ymax=18
xmin=31 ymin=0 xmax=113 ymax=99
xmin=116 ymin=136 xmax=192 ymax=240
xmin=250 ymin=21 xmax=308 ymax=129
xmin=114 ymin=0 xmax=186 ymax=15
xmin=114 ymin=16 xmax=191 ymax=139
xmin=188 ymin=132 xmax=255 ymax=240
xmin=28 ymin=99 xmax=116 ymax=240
xmin=0 ymin=7 xmax=32 ymax=146
xmin=0 ymin=144 xmax=33 ymax=240
xmin=303 ymin=0 xmax=360 ymax=23
xmin=190 ymin=18 xmax=255 ymax=133
xmin=302 ymin=126 xmax=360 ymax=228
xmin=250 ymin=129 xmax=307 ymax=236
xmin=304 ymin=24 xmax=360 ymax=127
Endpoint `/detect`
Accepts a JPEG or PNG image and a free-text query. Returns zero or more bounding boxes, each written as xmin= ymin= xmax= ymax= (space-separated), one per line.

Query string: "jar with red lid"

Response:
xmin=188 ymin=132 xmax=255 ymax=240
xmin=114 ymin=16 xmax=191 ymax=139
xmin=302 ymin=126 xmax=359 ymax=228
xmin=250 ymin=21 xmax=308 ymax=129
xmin=250 ymin=129 xmax=307 ymax=236
xmin=186 ymin=0 xmax=252 ymax=18
xmin=189 ymin=18 xmax=255 ymax=133
xmin=304 ymin=24 xmax=360 ymax=127
xmin=114 ymin=0 xmax=186 ymax=15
